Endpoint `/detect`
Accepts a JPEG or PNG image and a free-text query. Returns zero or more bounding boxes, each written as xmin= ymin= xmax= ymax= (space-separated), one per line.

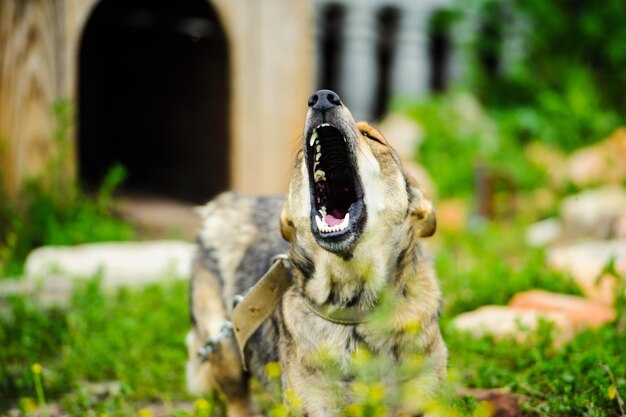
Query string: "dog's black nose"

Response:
xmin=308 ymin=89 xmax=342 ymax=111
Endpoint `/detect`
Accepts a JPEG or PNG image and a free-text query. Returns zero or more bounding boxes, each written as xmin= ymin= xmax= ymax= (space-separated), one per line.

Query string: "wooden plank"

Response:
xmin=0 ymin=0 xmax=96 ymax=196
xmin=0 ymin=0 xmax=63 ymax=195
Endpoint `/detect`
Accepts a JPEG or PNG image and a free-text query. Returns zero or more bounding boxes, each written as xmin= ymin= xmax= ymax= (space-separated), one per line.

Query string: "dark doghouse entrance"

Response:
xmin=79 ymin=0 xmax=229 ymax=204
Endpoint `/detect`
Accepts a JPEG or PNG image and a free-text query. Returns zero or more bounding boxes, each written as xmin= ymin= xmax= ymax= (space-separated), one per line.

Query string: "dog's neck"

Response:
xmin=288 ymin=221 xmax=424 ymax=312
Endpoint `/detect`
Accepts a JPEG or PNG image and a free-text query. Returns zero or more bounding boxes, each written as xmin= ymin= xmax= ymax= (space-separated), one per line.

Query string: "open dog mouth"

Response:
xmin=307 ymin=123 xmax=365 ymax=250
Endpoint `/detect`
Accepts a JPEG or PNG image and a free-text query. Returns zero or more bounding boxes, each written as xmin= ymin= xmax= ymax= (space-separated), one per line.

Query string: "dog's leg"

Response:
xmin=187 ymin=263 xmax=259 ymax=417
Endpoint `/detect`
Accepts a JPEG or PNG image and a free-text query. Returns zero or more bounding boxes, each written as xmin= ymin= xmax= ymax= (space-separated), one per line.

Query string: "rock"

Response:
xmin=567 ymin=147 xmax=608 ymax=187
xmin=615 ymin=212 xmax=626 ymax=239
xmin=459 ymin=389 xmax=526 ymax=417
xmin=527 ymin=128 xmax=626 ymax=189
xmin=547 ymin=240 xmax=626 ymax=305
xmin=0 ymin=277 xmax=73 ymax=306
xmin=566 ymin=127 xmax=626 ymax=187
xmin=451 ymin=305 xmax=575 ymax=346
xmin=560 ymin=185 xmax=626 ymax=240
xmin=509 ymin=290 xmax=615 ymax=329
xmin=24 ymin=240 xmax=195 ymax=288
xmin=526 ymin=218 xmax=563 ymax=247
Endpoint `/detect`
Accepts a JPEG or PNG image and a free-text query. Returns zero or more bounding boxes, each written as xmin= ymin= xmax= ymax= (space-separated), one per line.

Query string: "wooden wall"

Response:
xmin=213 ymin=0 xmax=314 ymax=194
xmin=0 ymin=0 xmax=96 ymax=196
xmin=0 ymin=0 xmax=313 ymax=198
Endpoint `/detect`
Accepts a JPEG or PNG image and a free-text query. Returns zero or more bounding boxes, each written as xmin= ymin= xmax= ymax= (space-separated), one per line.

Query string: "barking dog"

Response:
xmin=186 ymin=90 xmax=446 ymax=417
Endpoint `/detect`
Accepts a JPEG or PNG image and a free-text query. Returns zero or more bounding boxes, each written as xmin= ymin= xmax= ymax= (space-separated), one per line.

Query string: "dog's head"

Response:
xmin=281 ymin=90 xmax=435 ymax=259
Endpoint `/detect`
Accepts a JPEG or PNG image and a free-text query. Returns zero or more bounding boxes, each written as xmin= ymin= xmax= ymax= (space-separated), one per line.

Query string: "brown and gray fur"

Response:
xmin=186 ymin=92 xmax=446 ymax=417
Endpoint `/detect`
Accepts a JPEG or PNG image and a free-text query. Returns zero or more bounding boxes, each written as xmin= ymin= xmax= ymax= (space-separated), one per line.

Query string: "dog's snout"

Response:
xmin=308 ymin=89 xmax=342 ymax=111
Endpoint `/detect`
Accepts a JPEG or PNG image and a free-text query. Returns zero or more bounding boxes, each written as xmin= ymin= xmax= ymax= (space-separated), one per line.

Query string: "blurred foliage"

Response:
xmin=0 ymin=102 xmax=134 ymax=277
xmin=441 ymin=224 xmax=626 ymax=417
xmin=515 ymin=0 xmax=626 ymax=112
xmin=0 ymin=277 xmax=190 ymax=412
xmin=0 ymin=166 xmax=133 ymax=277
xmin=393 ymin=0 xmax=626 ymax=199
xmin=395 ymin=93 xmax=548 ymax=199
xmin=462 ymin=0 xmax=626 ymax=151
xmin=447 ymin=320 xmax=626 ymax=416
xmin=435 ymin=221 xmax=582 ymax=318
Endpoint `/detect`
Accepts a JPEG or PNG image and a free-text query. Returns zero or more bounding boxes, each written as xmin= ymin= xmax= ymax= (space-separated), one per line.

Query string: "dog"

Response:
xmin=186 ymin=89 xmax=446 ymax=417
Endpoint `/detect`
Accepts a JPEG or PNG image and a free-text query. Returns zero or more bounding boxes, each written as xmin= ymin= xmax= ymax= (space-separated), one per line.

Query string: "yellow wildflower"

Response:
xmin=138 ymin=408 xmax=154 ymax=417
xmin=20 ymin=397 xmax=37 ymax=413
xmin=265 ymin=362 xmax=282 ymax=378
xmin=31 ymin=363 xmax=42 ymax=375
xmin=195 ymin=398 xmax=210 ymax=411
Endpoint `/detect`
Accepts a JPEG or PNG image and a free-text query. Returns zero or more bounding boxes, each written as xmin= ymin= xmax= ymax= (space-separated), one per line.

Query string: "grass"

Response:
xmin=0 ymin=170 xmax=135 ymax=277
xmin=447 ymin=324 xmax=626 ymax=416
xmin=0 ymin=277 xmax=191 ymax=415
xmin=440 ymin=225 xmax=626 ymax=417
xmin=1 ymin=219 xmax=624 ymax=416
xmin=435 ymin=220 xmax=582 ymax=318
xmin=0 ymin=101 xmax=135 ymax=278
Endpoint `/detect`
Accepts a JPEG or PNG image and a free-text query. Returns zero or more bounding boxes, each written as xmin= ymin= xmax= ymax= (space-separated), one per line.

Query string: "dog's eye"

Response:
xmin=361 ymin=130 xmax=386 ymax=146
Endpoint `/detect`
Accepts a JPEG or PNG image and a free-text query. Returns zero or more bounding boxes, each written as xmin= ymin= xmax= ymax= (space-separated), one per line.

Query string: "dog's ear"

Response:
xmin=357 ymin=122 xmax=389 ymax=145
xmin=280 ymin=203 xmax=295 ymax=242
xmin=407 ymin=176 xmax=437 ymax=238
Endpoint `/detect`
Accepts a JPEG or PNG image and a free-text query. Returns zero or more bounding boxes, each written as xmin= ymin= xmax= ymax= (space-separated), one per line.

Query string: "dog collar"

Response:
xmin=302 ymin=298 xmax=369 ymax=325
xmin=231 ymin=255 xmax=292 ymax=370
xmin=230 ymin=254 xmax=370 ymax=369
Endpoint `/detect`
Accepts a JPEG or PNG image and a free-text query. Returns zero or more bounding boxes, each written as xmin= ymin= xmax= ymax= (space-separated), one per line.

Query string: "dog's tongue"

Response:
xmin=325 ymin=214 xmax=343 ymax=226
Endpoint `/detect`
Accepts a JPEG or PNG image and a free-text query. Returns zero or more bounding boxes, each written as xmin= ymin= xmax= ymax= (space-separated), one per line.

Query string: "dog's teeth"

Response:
xmin=340 ymin=213 xmax=350 ymax=228
xmin=309 ymin=130 xmax=318 ymax=147
xmin=314 ymin=210 xmax=350 ymax=234
xmin=314 ymin=170 xmax=326 ymax=183
xmin=313 ymin=161 xmax=319 ymax=170
xmin=315 ymin=215 xmax=325 ymax=231
xmin=316 ymin=144 xmax=321 ymax=152
xmin=315 ymin=153 xmax=321 ymax=161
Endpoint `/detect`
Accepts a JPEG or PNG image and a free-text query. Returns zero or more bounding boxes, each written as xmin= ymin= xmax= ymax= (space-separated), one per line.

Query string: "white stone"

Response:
xmin=509 ymin=289 xmax=615 ymax=330
xmin=547 ymin=240 xmax=626 ymax=305
xmin=526 ymin=218 xmax=563 ymax=247
xmin=560 ymin=185 xmax=626 ymax=240
xmin=565 ymin=127 xmax=626 ymax=187
xmin=616 ymin=213 xmax=626 ymax=239
xmin=24 ymin=240 xmax=195 ymax=288
xmin=451 ymin=305 xmax=575 ymax=346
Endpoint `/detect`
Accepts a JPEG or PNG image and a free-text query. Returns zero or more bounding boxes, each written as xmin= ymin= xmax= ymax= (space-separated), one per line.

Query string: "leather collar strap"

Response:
xmin=303 ymin=299 xmax=369 ymax=325
xmin=231 ymin=254 xmax=372 ymax=369
xmin=231 ymin=255 xmax=292 ymax=370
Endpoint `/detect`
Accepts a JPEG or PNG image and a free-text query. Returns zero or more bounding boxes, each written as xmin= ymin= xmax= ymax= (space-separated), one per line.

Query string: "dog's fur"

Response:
xmin=186 ymin=94 xmax=446 ymax=417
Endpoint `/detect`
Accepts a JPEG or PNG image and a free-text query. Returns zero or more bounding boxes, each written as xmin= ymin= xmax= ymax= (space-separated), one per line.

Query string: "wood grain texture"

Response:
xmin=0 ymin=0 xmax=61 ymax=194
xmin=0 ymin=0 xmax=96 ymax=196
